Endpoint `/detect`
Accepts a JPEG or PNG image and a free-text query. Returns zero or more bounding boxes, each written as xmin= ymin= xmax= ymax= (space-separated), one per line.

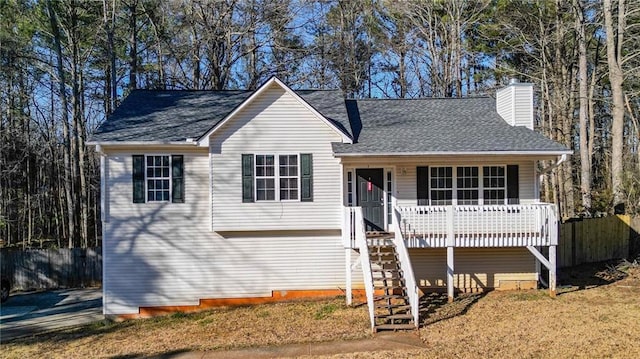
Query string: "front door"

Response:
xmin=356 ymin=169 xmax=385 ymax=231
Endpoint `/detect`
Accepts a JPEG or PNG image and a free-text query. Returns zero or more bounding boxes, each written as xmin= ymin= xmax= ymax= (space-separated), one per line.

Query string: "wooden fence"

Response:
xmin=558 ymin=215 xmax=632 ymax=268
xmin=0 ymin=247 xmax=102 ymax=290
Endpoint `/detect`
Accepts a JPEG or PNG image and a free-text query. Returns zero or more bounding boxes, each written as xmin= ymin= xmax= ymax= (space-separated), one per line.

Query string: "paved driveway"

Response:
xmin=0 ymin=288 xmax=103 ymax=342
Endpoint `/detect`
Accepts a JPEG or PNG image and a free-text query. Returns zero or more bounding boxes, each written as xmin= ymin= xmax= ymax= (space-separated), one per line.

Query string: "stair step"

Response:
xmin=372 ymin=276 xmax=403 ymax=282
xmin=368 ymin=244 xmax=395 ymax=250
xmin=376 ymin=313 xmax=413 ymax=320
xmin=374 ymin=323 xmax=417 ymax=332
xmin=375 ymin=303 xmax=411 ymax=310
xmin=373 ymin=284 xmax=407 ymax=290
xmin=371 ymin=267 xmax=401 ymax=272
xmin=371 ymin=260 xmax=398 ymax=269
xmin=370 ymin=249 xmax=395 ymax=254
xmin=374 ymin=294 xmax=408 ymax=301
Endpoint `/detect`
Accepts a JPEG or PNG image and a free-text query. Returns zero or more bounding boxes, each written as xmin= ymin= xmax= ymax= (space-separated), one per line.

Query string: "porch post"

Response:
xmin=535 ymin=250 xmax=542 ymax=285
xmin=447 ymin=246 xmax=454 ymax=302
xmin=549 ymin=245 xmax=557 ymax=297
xmin=446 ymin=206 xmax=455 ymax=302
xmin=345 ymin=248 xmax=352 ymax=306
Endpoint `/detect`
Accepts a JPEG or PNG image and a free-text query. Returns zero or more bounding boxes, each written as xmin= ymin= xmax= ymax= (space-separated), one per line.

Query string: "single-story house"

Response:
xmin=89 ymin=77 xmax=570 ymax=331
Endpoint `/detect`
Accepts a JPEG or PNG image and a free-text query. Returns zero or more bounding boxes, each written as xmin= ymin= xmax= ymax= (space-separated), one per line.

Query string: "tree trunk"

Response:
xmin=603 ymin=0 xmax=626 ymax=214
xmin=574 ymin=0 xmax=591 ymax=214
xmin=128 ymin=0 xmax=138 ymax=91
xmin=47 ymin=0 xmax=75 ymax=248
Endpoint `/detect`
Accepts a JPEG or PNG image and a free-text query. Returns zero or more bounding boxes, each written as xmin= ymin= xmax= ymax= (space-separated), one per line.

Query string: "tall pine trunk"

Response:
xmin=47 ymin=0 xmax=75 ymax=248
xmin=603 ymin=0 xmax=626 ymax=214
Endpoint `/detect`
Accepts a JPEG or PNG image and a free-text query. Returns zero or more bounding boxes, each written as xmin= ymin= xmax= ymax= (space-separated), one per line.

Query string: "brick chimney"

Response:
xmin=496 ymin=79 xmax=534 ymax=130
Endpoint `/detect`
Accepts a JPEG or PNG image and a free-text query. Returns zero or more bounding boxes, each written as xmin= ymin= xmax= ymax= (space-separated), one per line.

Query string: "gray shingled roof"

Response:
xmin=92 ymin=90 xmax=252 ymax=142
xmin=92 ymin=87 xmax=568 ymax=155
xmin=332 ymin=97 xmax=569 ymax=154
xmin=92 ymin=89 xmax=350 ymax=142
xmin=297 ymin=90 xmax=352 ymax=138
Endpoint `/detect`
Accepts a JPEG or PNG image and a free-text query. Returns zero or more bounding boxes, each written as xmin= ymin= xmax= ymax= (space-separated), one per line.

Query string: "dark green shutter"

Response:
xmin=172 ymin=155 xmax=184 ymax=203
xmin=242 ymin=154 xmax=254 ymax=202
xmin=300 ymin=154 xmax=313 ymax=202
xmin=132 ymin=155 xmax=145 ymax=203
xmin=417 ymin=166 xmax=429 ymax=205
xmin=507 ymin=165 xmax=520 ymax=204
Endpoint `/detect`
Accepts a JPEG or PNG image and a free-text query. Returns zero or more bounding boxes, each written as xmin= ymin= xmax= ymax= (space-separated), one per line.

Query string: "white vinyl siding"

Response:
xmin=102 ymin=150 xmax=353 ymax=315
xmin=210 ymin=83 xmax=343 ymax=231
xmin=513 ymin=85 xmax=534 ymax=129
xmin=496 ymin=84 xmax=534 ymax=130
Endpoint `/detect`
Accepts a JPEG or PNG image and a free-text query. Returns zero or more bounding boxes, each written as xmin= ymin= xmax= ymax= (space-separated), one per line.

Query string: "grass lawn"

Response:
xmin=2 ymin=262 xmax=639 ymax=358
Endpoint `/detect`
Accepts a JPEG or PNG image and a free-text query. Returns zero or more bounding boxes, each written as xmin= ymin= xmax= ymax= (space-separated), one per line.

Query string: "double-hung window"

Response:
xmin=146 ymin=155 xmax=171 ymax=202
xmin=132 ymin=154 xmax=184 ymax=203
xmin=430 ymin=167 xmax=453 ymax=205
xmin=417 ymin=165 xmax=517 ymax=205
xmin=457 ymin=167 xmax=479 ymax=205
xmin=242 ymin=153 xmax=312 ymax=203
xmin=279 ymin=155 xmax=299 ymax=200
xmin=255 ymin=155 xmax=276 ymax=201
xmin=483 ymin=166 xmax=506 ymax=205
xmin=253 ymin=154 xmax=299 ymax=201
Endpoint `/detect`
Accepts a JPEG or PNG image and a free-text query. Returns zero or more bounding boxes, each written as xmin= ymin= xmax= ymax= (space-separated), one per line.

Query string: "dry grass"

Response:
xmin=0 ymin=298 xmax=370 ymax=358
xmin=314 ymin=262 xmax=640 ymax=359
xmin=3 ymin=262 xmax=640 ymax=359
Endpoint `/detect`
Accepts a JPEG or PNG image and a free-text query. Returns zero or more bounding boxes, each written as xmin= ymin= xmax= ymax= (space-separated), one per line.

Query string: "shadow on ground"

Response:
xmin=418 ymin=291 xmax=487 ymax=327
xmin=557 ymin=259 xmax=633 ymax=295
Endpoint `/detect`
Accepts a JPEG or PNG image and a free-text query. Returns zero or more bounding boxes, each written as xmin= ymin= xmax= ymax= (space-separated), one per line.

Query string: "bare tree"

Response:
xmin=603 ymin=0 xmax=627 ymax=213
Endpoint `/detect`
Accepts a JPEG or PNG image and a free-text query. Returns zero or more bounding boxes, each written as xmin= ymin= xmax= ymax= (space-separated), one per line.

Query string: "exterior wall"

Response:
xmin=209 ymin=83 xmax=344 ymax=231
xmin=496 ymin=84 xmax=534 ymax=130
xmin=496 ymin=87 xmax=514 ymax=126
xmin=341 ymin=155 xmax=539 ymax=208
xmin=410 ymin=247 xmax=537 ymax=291
xmin=102 ymin=148 xmax=355 ymax=315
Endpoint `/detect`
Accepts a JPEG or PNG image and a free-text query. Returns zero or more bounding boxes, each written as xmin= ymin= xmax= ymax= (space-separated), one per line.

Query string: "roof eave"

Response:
xmin=86 ymin=140 xmax=199 ymax=147
xmin=333 ymin=150 xmax=573 ymax=157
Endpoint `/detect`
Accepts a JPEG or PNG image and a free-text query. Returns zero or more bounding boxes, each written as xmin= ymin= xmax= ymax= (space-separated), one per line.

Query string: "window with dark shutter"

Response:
xmin=242 ymin=154 xmax=254 ymax=202
xmin=132 ymin=154 xmax=185 ymax=204
xmin=506 ymin=165 xmax=520 ymax=204
xmin=416 ymin=166 xmax=429 ymax=205
xmin=300 ymin=154 xmax=313 ymax=202
xmin=172 ymin=155 xmax=184 ymax=203
xmin=132 ymin=155 xmax=145 ymax=203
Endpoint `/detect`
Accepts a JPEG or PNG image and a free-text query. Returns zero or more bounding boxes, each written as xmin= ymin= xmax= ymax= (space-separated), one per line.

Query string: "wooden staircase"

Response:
xmin=367 ymin=234 xmax=416 ymax=332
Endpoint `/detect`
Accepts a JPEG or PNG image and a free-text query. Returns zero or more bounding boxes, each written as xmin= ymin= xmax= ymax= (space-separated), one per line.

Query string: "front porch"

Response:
xmin=342 ymin=204 xmax=559 ymax=331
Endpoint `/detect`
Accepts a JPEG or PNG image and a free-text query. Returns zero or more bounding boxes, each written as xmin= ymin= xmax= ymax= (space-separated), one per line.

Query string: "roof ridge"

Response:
xmin=354 ymin=96 xmax=492 ymax=101
xmin=130 ymin=89 xmax=252 ymax=93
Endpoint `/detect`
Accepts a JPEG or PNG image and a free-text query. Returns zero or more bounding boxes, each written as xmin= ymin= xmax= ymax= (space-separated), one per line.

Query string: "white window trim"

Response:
xmin=145 ymin=154 xmax=172 ymax=203
xmin=254 ymin=153 xmax=301 ymax=202
xmin=457 ymin=166 xmax=480 ymax=205
xmin=429 ymin=166 xmax=454 ymax=205
xmin=483 ymin=165 xmax=507 ymax=205
xmin=428 ymin=165 xmax=508 ymax=206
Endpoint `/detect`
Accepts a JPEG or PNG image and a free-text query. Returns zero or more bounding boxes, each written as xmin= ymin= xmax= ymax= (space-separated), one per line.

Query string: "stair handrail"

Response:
xmin=392 ymin=206 xmax=420 ymax=328
xmin=353 ymin=207 xmax=376 ymax=330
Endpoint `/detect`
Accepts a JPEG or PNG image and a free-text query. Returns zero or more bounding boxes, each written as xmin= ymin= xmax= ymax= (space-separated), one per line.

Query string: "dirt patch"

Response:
xmin=3 ymin=262 xmax=640 ymax=358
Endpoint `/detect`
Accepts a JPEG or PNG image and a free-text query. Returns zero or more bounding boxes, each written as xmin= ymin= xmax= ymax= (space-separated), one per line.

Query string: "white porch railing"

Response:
xmin=347 ymin=207 xmax=376 ymax=330
xmin=397 ymin=203 xmax=558 ymax=248
xmin=342 ymin=206 xmax=358 ymax=249
xmin=392 ymin=207 xmax=420 ymax=328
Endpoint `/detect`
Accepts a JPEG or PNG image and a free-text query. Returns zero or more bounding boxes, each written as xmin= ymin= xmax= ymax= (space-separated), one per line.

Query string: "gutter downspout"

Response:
xmin=536 ymin=154 xmax=568 ymax=203
xmin=96 ymin=144 xmax=107 ymax=316
xmin=538 ymin=154 xmax=568 ymax=175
